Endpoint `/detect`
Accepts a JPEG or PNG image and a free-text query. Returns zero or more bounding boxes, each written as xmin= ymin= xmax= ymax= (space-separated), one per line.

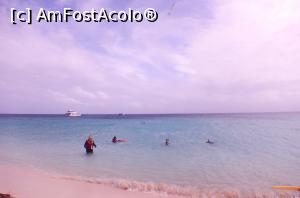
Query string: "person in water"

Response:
xmin=84 ymin=135 xmax=97 ymax=154
xmin=165 ymin=138 xmax=170 ymax=146
xmin=112 ymin=136 xmax=117 ymax=143
xmin=206 ymin=139 xmax=214 ymax=144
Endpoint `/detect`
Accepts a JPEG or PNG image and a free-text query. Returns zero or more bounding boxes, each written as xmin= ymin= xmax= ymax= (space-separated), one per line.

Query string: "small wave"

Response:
xmin=55 ymin=175 xmax=300 ymax=198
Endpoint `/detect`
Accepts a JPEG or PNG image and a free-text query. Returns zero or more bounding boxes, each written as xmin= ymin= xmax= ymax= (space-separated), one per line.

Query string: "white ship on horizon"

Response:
xmin=65 ymin=110 xmax=81 ymax=117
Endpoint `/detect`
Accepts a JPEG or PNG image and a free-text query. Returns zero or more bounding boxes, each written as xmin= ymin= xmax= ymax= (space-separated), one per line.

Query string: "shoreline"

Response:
xmin=1 ymin=163 xmax=299 ymax=198
xmin=0 ymin=163 xmax=181 ymax=198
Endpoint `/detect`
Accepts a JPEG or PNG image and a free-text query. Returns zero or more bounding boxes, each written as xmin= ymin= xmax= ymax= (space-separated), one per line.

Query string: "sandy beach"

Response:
xmin=0 ymin=164 xmax=181 ymax=198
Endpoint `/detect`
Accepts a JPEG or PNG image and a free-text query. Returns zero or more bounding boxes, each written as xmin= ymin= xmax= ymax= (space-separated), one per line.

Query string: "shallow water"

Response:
xmin=0 ymin=113 xmax=300 ymax=197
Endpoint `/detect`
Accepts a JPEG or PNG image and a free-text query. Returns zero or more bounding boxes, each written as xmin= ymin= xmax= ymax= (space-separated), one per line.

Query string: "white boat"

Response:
xmin=65 ymin=110 xmax=81 ymax=117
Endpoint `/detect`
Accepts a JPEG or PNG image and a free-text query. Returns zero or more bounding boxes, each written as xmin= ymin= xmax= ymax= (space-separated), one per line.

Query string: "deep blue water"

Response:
xmin=0 ymin=113 xmax=300 ymax=196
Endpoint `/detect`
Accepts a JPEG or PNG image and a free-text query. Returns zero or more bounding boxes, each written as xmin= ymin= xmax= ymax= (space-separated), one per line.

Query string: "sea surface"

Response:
xmin=0 ymin=113 xmax=300 ymax=197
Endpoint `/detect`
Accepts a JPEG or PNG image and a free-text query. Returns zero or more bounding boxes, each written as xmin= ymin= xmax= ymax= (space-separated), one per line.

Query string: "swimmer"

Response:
xmin=165 ymin=138 xmax=170 ymax=146
xmin=112 ymin=136 xmax=117 ymax=143
xmin=206 ymin=139 xmax=214 ymax=144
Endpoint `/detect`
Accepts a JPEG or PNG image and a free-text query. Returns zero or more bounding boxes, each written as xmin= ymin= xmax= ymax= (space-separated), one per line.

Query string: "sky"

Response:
xmin=0 ymin=0 xmax=300 ymax=114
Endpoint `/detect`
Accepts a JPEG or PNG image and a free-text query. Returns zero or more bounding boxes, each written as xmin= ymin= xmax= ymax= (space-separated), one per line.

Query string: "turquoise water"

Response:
xmin=0 ymin=113 xmax=300 ymax=196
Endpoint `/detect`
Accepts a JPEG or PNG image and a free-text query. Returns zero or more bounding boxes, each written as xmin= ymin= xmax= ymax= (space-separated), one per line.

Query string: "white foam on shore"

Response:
xmin=1 ymin=162 xmax=299 ymax=198
xmin=56 ymin=175 xmax=300 ymax=198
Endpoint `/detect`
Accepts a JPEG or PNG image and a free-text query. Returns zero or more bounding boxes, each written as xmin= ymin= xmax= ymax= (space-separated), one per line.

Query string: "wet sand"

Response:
xmin=0 ymin=164 xmax=180 ymax=198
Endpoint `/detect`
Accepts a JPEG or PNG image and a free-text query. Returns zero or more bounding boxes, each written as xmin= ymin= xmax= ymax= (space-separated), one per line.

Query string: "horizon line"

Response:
xmin=0 ymin=111 xmax=299 ymax=115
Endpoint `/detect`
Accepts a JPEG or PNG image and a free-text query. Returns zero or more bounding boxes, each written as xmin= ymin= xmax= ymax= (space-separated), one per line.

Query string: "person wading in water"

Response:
xmin=84 ymin=135 xmax=97 ymax=154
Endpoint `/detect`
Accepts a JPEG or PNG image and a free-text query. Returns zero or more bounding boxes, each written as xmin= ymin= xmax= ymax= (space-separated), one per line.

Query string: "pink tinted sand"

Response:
xmin=0 ymin=164 xmax=180 ymax=198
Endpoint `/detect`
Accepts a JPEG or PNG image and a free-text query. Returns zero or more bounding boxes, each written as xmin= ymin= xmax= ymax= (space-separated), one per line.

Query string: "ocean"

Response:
xmin=0 ymin=113 xmax=299 ymax=197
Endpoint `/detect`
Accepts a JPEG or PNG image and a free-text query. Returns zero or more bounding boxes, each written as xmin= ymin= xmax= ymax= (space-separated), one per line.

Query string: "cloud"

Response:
xmin=0 ymin=0 xmax=299 ymax=113
xmin=48 ymin=89 xmax=82 ymax=105
xmin=96 ymin=91 xmax=109 ymax=100
xmin=178 ymin=0 xmax=300 ymax=108
xmin=72 ymin=86 xmax=98 ymax=99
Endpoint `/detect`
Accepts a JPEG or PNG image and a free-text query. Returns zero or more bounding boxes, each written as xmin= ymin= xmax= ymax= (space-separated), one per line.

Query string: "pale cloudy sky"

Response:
xmin=0 ymin=0 xmax=299 ymax=114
